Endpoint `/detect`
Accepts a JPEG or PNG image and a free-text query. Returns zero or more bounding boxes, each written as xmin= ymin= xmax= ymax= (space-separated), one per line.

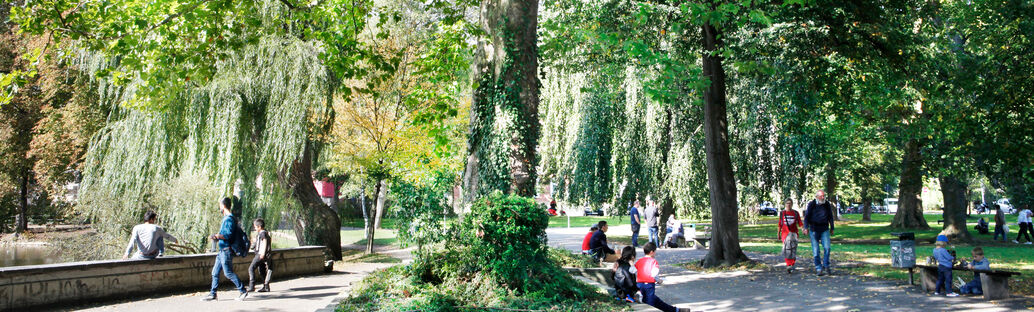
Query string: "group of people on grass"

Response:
xmin=121 ymin=196 xmax=275 ymax=302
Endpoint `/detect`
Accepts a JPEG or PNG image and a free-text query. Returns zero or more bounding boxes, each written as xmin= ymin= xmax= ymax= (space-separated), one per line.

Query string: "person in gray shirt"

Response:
xmin=644 ymin=198 xmax=660 ymax=246
xmin=123 ymin=210 xmax=179 ymax=260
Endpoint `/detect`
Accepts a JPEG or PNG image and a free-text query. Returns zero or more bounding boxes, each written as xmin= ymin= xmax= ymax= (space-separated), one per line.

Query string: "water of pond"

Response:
xmin=0 ymin=244 xmax=61 ymax=268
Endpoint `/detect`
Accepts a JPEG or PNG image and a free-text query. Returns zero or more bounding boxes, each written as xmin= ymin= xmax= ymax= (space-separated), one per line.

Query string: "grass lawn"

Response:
xmin=739 ymin=213 xmax=1020 ymax=242
xmin=739 ymin=212 xmax=1033 ymax=296
xmin=340 ymin=249 xmax=401 ymax=263
xmin=340 ymin=217 xmax=399 ymax=229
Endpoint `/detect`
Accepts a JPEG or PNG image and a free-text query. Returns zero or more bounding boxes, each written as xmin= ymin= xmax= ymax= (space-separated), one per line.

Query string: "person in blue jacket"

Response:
xmin=202 ymin=197 xmax=248 ymax=302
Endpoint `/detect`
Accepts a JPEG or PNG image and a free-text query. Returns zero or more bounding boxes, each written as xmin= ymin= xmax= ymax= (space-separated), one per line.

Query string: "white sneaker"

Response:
xmin=236 ymin=291 xmax=248 ymax=301
xmin=1026 ymin=242 xmax=1032 ymax=245
xmin=1014 ymin=240 xmax=1020 ymax=244
xmin=946 ymin=292 xmax=959 ymax=297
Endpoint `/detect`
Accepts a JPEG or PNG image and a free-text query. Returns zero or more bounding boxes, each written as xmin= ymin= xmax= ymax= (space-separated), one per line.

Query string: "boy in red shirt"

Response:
xmin=778 ymin=198 xmax=803 ymax=273
xmin=635 ymin=242 xmax=689 ymax=312
xmin=581 ymin=225 xmax=598 ymax=254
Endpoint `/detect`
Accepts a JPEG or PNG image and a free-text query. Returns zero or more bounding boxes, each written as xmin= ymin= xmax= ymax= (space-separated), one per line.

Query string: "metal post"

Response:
xmin=909 ymin=267 xmax=914 ymax=285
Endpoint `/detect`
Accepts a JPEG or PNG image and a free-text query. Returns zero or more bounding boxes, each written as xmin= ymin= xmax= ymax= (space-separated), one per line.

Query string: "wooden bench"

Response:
xmin=915 ymin=264 xmax=1022 ymax=300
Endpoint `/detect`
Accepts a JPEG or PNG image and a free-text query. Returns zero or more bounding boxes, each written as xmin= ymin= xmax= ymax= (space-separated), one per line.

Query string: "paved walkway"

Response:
xmin=53 ymin=262 xmax=394 ymax=312
xmin=549 ymin=226 xmax=1034 ymax=311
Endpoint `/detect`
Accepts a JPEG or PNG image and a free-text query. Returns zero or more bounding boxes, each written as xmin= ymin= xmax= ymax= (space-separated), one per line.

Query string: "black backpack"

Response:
xmin=229 ymin=216 xmax=251 ymax=257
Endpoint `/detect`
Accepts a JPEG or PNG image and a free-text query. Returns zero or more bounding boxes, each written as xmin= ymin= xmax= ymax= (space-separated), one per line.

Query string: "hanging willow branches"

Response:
xmin=77 ymin=35 xmax=340 ymax=257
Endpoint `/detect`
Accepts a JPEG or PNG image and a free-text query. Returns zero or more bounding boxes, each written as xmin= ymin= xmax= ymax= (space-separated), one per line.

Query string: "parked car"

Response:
xmin=759 ymin=201 xmax=778 ymax=216
xmin=884 ymin=198 xmax=899 ymax=214
xmin=584 ymin=206 xmax=605 ymax=216
xmin=997 ymin=198 xmax=1015 ymax=214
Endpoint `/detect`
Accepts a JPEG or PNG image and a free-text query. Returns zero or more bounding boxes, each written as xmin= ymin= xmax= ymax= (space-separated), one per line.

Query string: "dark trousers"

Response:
xmin=1017 ymin=222 xmax=1033 ymax=242
xmin=993 ymin=224 xmax=1006 ymax=241
xmin=631 ymin=223 xmax=641 ymax=247
xmin=248 ymin=255 xmax=274 ymax=290
xmin=936 ymin=265 xmax=953 ymax=294
xmin=637 ymin=282 xmax=677 ymax=312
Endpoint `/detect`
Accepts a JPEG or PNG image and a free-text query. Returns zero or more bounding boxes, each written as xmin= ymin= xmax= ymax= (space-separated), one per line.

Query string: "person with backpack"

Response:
xmin=777 ymin=198 xmax=802 ymax=274
xmin=804 ymin=190 xmax=835 ymax=276
xmin=249 ymin=218 xmax=274 ymax=292
xmin=612 ymin=246 xmax=638 ymax=303
xmin=202 ymin=197 xmax=248 ymax=302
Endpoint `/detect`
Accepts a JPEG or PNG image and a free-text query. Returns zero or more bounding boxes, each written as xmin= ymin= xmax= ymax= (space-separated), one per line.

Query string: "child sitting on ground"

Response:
xmin=933 ymin=235 xmax=959 ymax=297
xmin=960 ymin=247 xmax=990 ymax=295
xmin=635 ymin=242 xmax=689 ymax=312
xmin=612 ymin=246 xmax=639 ymax=303
xmin=582 ymin=225 xmax=599 ymax=255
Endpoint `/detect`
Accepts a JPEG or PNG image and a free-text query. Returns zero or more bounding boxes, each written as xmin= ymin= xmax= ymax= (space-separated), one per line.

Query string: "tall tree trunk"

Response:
xmin=288 ymin=142 xmax=342 ymax=260
xmin=366 ymin=181 xmax=381 ymax=254
xmin=700 ymin=22 xmax=748 ymax=267
xmin=862 ymin=198 xmax=872 ymax=221
xmin=15 ymin=170 xmax=29 ymax=235
xmin=939 ymin=175 xmax=971 ymax=241
xmin=658 ymin=107 xmax=675 ymax=241
xmin=824 ymin=162 xmax=840 ymax=221
xmin=374 ymin=179 xmax=387 ymax=229
xmin=891 ymin=139 xmax=930 ymax=229
xmin=462 ymin=0 xmax=540 ymax=202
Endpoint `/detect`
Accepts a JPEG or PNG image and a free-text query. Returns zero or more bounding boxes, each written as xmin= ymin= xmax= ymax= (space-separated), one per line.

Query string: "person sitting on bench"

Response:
xmin=589 ymin=221 xmax=619 ymax=262
xmin=960 ymin=247 xmax=991 ymax=295
xmin=664 ymin=218 xmax=684 ymax=248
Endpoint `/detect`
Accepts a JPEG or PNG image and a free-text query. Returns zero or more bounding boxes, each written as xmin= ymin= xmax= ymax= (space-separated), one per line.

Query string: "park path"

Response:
xmin=49 ymin=261 xmax=395 ymax=312
xmin=549 ymin=225 xmax=1034 ymax=312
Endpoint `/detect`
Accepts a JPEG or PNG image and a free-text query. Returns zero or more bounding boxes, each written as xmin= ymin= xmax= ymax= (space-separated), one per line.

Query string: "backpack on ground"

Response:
xmin=230 ymin=216 xmax=251 ymax=257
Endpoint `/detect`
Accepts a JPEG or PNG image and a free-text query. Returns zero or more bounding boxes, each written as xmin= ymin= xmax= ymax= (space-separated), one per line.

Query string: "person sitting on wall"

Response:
xmin=123 ymin=210 xmax=179 ymax=260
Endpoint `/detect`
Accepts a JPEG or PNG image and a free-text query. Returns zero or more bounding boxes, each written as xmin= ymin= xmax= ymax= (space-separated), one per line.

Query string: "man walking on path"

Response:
xmin=123 ymin=210 xmax=178 ymax=260
xmin=202 ymin=197 xmax=248 ymax=302
xmin=645 ymin=198 xmax=660 ymax=247
xmin=804 ymin=190 xmax=835 ymax=276
xmin=1015 ymin=205 xmax=1033 ymax=244
xmin=630 ymin=200 xmax=642 ymax=247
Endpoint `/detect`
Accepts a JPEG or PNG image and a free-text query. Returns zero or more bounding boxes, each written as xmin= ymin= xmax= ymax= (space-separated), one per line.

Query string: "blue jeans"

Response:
xmin=132 ymin=237 xmax=165 ymax=260
xmin=631 ymin=223 xmax=641 ymax=247
xmin=637 ymin=283 xmax=677 ymax=312
xmin=211 ymin=248 xmax=246 ymax=295
xmin=936 ymin=265 xmax=953 ymax=294
xmin=810 ymin=229 xmax=831 ymax=271
xmin=993 ymin=225 xmax=1005 ymax=241
xmin=960 ymin=274 xmax=982 ymax=295
xmin=648 ymin=227 xmax=659 ymax=246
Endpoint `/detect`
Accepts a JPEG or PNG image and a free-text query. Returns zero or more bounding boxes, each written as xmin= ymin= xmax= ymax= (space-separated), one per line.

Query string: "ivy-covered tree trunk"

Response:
xmin=824 ymin=162 xmax=839 ymax=221
xmin=15 ymin=170 xmax=29 ymax=234
xmin=891 ymin=139 xmax=930 ymax=229
xmin=288 ymin=142 xmax=342 ymax=260
xmin=700 ymin=22 xmax=749 ymax=267
xmin=462 ymin=0 xmax=540 ymax=202
xmin=939 ymin=175 xmax=971 ymax=241
xmin=366 ymin=181 xmax=382 ymax=254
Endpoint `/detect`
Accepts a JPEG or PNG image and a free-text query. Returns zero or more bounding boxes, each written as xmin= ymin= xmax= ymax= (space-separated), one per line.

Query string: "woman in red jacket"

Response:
xmin=778 ymin=198 xmax=803 ymax=273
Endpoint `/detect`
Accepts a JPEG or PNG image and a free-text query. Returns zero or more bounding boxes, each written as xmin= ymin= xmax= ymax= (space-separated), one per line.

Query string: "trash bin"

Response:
xmin=890 ymin=232 xmax=916 ymax=268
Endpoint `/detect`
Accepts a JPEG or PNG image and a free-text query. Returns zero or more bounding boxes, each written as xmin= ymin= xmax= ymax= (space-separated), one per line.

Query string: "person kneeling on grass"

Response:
xmin=960 ymin=247 xmax=990 ymax=295
xmin=635 ymin=242 xmax=689 ymax=312
xmin=933 ymin=235 xmax=959 ymax=297
xmin=613 ymin=246 xmax=639 ymax=303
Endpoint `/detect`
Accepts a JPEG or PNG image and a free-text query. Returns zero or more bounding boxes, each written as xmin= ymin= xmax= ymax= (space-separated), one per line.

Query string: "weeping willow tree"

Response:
xmin=78 ymin=36 xmax=343 ymax=259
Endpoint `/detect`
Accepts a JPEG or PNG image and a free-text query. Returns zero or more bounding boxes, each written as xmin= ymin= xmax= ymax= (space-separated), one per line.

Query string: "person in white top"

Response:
xmin=124 ymin=210 xmax=179 ymax=259
xmin=1014 ymin=205 xmax=1033 ymax=244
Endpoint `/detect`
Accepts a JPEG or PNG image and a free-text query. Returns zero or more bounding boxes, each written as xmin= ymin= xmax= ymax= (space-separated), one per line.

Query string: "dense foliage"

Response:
xmin=339 ymin=192 xmax=622 ymax=311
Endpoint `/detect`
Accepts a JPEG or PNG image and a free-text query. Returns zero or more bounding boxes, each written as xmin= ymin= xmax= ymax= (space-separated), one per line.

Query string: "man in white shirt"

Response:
xmin=124 ymin=211 xmax=179 ymax=259
xmin=1014 ymin=205 xmax=1033 ymax=244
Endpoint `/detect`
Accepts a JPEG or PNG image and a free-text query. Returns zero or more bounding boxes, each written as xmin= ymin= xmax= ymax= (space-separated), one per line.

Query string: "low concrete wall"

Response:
xmin=0 ymin=246 xmax=330 ymax=310
xmin=564 ymin=267 xmax=615 ymax=287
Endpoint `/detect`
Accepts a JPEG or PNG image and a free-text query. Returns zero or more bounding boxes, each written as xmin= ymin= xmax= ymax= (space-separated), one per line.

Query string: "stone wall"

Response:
xmin=0 ymin=246 xmax=330 ymax=310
